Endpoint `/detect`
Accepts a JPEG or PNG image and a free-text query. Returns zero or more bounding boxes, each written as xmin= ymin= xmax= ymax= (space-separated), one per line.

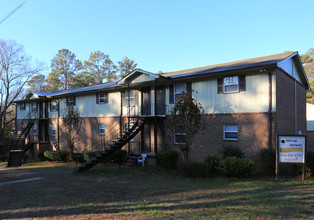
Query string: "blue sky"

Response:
xmin=0 ymin=0 xmax=313 ymax=75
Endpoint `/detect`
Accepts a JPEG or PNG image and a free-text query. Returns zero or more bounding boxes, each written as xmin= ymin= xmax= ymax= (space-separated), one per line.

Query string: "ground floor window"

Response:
xmin=51 ymin=124 xmax=56 ymax=136
xmin=223 ymin=124 xmax=238 ymax=140
xmin=99 ymin=123 xmax=105 ymax=135
xmin=33 ymin=124 xmax=37 ymax=135
xmin=174 ymin=124 xmax=186 ymax=144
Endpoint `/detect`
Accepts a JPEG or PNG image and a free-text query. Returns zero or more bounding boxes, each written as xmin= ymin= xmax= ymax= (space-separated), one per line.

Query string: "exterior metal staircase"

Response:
xmin=74 ymin=117 xmax=145 ymax=173
xmin=7 ymin=121 xmax=34 ymax=167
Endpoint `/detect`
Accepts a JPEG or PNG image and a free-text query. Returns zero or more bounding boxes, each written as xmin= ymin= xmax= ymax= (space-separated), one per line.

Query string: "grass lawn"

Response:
xmin=0 ymin=162 xmax=313 ymax=219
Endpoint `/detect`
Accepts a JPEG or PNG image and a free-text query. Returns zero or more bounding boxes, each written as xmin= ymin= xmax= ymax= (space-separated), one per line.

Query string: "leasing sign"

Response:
xmin=278 ymin=136 xmax=305 ymax=163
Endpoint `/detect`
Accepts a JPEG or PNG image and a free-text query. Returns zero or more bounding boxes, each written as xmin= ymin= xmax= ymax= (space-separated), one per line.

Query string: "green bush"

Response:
xmin=83 ymin=150 xmax=101 ymax=161
xmin=43 ymin=150 xmax=67 ymax=162
xmin=73 ymin=153 xmax=85 ymax=163
xmin=203 ymin=154 xmax=220 ymax=173
xmin=221 ymin=144 xmax=244 ymax=159
xmin=37 ymin=151 xmax=47 ymax=161
xmin=258 ymin=148 xmax=275 ymax=175
xmin=224 ymin=156 xmax=255 ymax=178
xmin=181 ymin=162 xmax=209 ymax=178
xmin=157 ymin=150 xmax=179 ymax=169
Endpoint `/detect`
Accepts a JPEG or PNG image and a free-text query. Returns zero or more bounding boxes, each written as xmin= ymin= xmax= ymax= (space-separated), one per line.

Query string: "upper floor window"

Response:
xmin=223 ymin=124 xmax=238 ymax=140
xmin=32 ymin=102 xmax=37 ymax=113
xmin=67 ymin=96 xmax=76 ymax=107
xmin=20 ymin=103 xmax=26 ymax=111
xmin=217 ymin=75 xmax=246 ymax=94
xmin=126 ymin=90 xmax=135 ymax=106
xmin=97 ymin=93 xmax=108 ymax=104
xmin=174 ymin=83 xmax=186 ymax=103
xmin=99 ymin=123 xmax=105 ymax=134
xmin=50 ymin=99 xmax=58 ymax=112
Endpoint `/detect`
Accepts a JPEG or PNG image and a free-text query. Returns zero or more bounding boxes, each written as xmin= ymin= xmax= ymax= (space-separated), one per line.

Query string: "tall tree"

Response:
xmin=117 ymin=56 xmax=137 ymax=78
xmin=83 ymin=51 xmax=118 ymax=84
xmin=0 ymin=39 xmax=41 ymax=142
xmin=48 ymin=49 xmax=82 ymax=90
xmin=300 ymin=49 xmax=314 ymax=103
xmin=27 ymin=74 xmax=52 ymax=92
xmin=166 ymin=91 xmax=205 ymax=163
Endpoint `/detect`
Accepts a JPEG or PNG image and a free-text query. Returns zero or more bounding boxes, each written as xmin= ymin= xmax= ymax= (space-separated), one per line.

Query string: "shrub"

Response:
xmin=258 ymin=148 xmax=275 ymax=175
xmin=203 ymin=154 xmax=220 ymax=173
xmin=83 ymin=150 xmax=101 ymax=161
xmin=109 ymin=150 xmax=127 ymax=164
xmin=224 ymin=156 xmax=255 ymax=178
xmin=157 ymin=150 xmax=179 ymax=169
xmin=181 ymin=162 xmax=209 ymax=177
xmin=0 ymin=154 xmax=7 ymax=162
xmin=73 ymin=153 xmax=85 ymax=163
xmin=37 ymin=151 xmax=47 ymax=161
xmin=306 ymin=151 xmax=314 ymax=177
xmin=221 ymin=144 xmax=244 ymax=159
xmin=43 ymin=150 xmax=67 ymax=162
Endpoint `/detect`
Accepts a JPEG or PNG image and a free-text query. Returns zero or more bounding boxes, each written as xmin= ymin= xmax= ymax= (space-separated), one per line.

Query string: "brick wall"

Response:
xmin=275 ymin=68 xmax=307 ymax=135
xmin=164 ymin=112 xmax=275 ymax=163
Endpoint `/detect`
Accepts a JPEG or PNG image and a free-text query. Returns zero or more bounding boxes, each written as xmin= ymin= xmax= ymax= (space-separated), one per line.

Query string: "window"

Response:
xmin=32 ymin=102 xmax=37 ymax=113
xmin=125 ymin=90 xmax=135 ymax=106
xmin=33 ymin=124 xmax=37 ymax=135
xmin=174 ymin=83 xmax=186 ymax=102
xmin=97 ymin=93 xmax=108 ymax=104
xmin=224 ymin=76 xmax=239 ymax=93
xmin=51 ymin=124 xmax=56 ymax=137
xmin=20 ymin=103 xmax=25 ymax=111
xmin=99 ymin=124 xmax=105 ymax=134
xmin=223 ymin=124 xmax=238 ymax=140
xmin=50 ymin=99 xmax=58 ymax=111
xmin=67 ymin=96 xmax=76 ymax=106
xmin=217 ymin=75 xmax=246 ymax=94
xmin=174 ymin=124 xmax=186 ymax=144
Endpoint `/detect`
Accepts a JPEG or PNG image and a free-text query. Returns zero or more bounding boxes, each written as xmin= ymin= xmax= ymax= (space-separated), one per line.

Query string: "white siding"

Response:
xmin=307 ymin=103 xmax=314 ymax=131
xmin=278 ymin=58 xmax=302 ymax=83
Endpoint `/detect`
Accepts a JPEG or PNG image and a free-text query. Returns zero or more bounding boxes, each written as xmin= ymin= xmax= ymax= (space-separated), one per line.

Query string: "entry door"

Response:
xmin=156 ymin=86 xmax=166 ymax=115
xmin=142 ymin=87 xmax=151 ymax=115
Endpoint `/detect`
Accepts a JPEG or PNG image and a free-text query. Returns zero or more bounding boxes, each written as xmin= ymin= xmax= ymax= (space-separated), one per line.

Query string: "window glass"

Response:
xmin=99 ymin=124 xmax=105 ymax=134
xmin=51 ymin=99 xmax=58 ymax=111
xmin=224 ymin=76 xmax=239 ymax=93
xmin=99 ymin=93 xmax=108 ymax=104
xmin=68 ymin=97 xmax=75 ymax=106
xmin=174 ymin=124 xmax=186 ymax=144
xmin=33 ymin=124 xmax=37 ymax=135
xmin=224 ymin=124 xmax=238 ymax=140
xmin=174 ymin=83 xmax=186 ymax=102
xmin=51 ymin=124 xmax=56 ymax=136
xmin=125 ymin=90 xmax=135 ymax=106
xmin=20 ymin=103 xmax=26 ymax=111
xmin=32 ymin=102 xmax=37 ymax=113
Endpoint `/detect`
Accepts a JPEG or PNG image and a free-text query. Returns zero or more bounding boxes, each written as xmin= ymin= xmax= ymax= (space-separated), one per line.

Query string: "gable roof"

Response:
xmin=161 ymin=51 xmax=298 ymax=78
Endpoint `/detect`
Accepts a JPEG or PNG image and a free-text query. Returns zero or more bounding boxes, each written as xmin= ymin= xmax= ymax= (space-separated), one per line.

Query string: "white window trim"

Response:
xmin=223 ymin=124 xmax=238 ymax=140
xmin=125 ymin=90 xmax=135 ymax=106
xmin=174 ymin=124 xmax=186 ymax=145
xmin=51 ymin=99 xmax=58 ymax=112
xmin=174 ymin=83 xmax=186 ymax=103
xmin=99 ymin=124 xmax=105 ymax=135
xmin=51 ymin=124 xmax=56 ymax=137
xmin=20 ymin=103 xmax=26 ymax=111
xmin=223 ymin=76 xmax=239 ymax=94
xmin=98 ymin=93 xmax=107 ymax=104
xmin=33 ymin=124 xmax=37 ymax=135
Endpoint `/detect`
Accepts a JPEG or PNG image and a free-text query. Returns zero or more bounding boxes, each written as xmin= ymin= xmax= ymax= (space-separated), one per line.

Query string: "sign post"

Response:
xmin=276 ymin=135 xmax=306 ymax=180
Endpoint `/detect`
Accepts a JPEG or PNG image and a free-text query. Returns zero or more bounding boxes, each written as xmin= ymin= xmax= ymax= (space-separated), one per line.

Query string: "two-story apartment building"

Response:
xmin=14 ymin=51 xmax=309 ymax=163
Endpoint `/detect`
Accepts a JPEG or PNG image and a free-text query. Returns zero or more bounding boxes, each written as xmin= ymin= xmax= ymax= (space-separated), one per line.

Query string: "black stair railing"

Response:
xmin=75 ymin=106 xmax=145 ymax=173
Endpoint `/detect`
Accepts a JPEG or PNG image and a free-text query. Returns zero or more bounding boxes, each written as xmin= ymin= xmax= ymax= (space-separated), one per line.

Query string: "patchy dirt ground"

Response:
xmin=0 ymin=162 xmax=313 ymax=219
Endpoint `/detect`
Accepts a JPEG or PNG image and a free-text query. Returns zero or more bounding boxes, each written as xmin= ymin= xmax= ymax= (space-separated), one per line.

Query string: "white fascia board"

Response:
xmin=118 ymin=69 xmax=159 ymax=85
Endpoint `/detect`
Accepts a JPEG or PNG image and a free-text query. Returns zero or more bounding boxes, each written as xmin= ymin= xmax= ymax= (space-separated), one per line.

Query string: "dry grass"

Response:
xmin=0 ymin=162 xmax=313 ymax=219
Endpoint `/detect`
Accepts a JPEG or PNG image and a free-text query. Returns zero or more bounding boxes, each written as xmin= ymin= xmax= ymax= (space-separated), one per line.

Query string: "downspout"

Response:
xmin=268 ymin=70 xmax=273 ymax=150
xmin=120 ymin=90 xmax=122 ymax=138
xmin=57 ymin=99 xmax=60 ymax=150
xmin=154 ymin=79 xmax=158 ymax=155
xmin=294 ymin=79 xmax=297 ymax=134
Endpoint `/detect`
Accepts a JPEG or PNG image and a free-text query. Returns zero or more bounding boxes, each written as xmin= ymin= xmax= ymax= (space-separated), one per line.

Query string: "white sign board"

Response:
xmin=278 ymin=136 xmax=305 ymax=163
